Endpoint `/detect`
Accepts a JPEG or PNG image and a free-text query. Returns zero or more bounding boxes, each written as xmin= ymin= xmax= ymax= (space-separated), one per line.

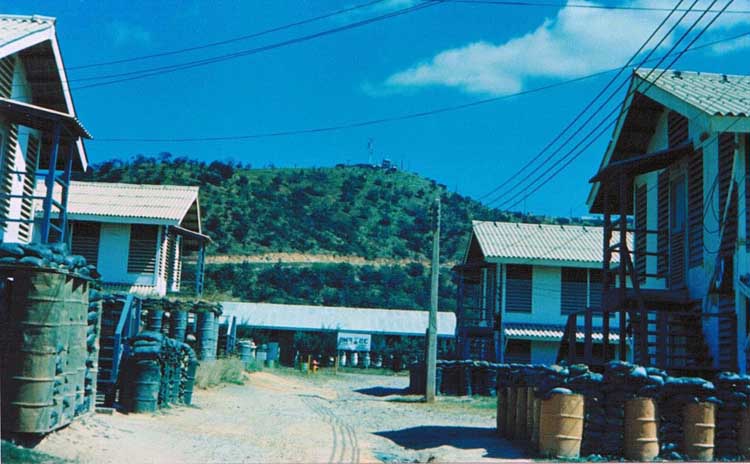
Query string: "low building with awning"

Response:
xmin=33 ymin=180 xmax=210 ymax=297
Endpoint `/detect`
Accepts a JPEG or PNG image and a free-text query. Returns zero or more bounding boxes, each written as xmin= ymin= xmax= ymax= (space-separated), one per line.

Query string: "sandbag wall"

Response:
xmin=0 ymin=243 xmax=97 ymax=435
xmin=408 ymin=360 xmax=499 ymax=396
xmin=495 ymin=361 xmax=750 ymax=461
xmin=120 ymin=330 xmax=198 ymax=413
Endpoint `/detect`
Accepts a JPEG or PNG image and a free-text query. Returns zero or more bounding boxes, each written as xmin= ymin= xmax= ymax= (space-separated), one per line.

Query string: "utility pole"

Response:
xmin=425 ymin=196 xmax=440 ymax=402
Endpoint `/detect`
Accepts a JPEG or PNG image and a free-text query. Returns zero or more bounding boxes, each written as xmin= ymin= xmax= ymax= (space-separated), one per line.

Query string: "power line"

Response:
xmin=87 ymin=31 xmax=750 ymax=143
xmin=478 ymin=0 xmax=688 ymax=202
xmin=499 ymin=0 xmax=733 ymax=211
xmin=448 ymin=0 xmax=750 ymax=14
xmin=71 ymin=1 xmax=441 ymax=89
xmin=68 ymin=0 xmax=391 ymax=70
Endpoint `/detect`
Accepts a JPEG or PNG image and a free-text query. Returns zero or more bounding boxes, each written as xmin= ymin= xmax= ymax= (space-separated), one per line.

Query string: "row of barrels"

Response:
xmin=142 ymin=299 xmax=222 ymax=361
xmin=497 ymin=386 xmax=743 ymax=461
xmin=1 ymin=266 xmax=94 ymax=434
xmin=119 ymin=331 xmax=198 ymax=413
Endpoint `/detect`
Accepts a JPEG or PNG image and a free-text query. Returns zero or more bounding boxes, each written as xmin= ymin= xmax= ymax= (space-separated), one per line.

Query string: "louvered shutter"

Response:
xmin=657 ymin=171 xmax=669 ymax=277
xmin=505 ymin=264 xmax=532 ymax=313
xmin=561 ymin=267 xmax=587 ymax=314
xmin=635 ymin=184 xmax=647 ymax=283
xmin=688 ymin=149 xmax=703 ymax=267
xmin=128 ymin=225 xmax=159 ymax=274
xmin=18 ymin=134 xmax=40 ymax=242
xmin=71 ymin=221 xmax=100 ymax=267
xmin=0 ymin=57 xmax=15 ymax=227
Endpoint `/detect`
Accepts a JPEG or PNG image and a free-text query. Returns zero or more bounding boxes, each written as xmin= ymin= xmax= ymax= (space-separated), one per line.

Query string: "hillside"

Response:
xmin=81 ymin=154 xmax=595 ymax=309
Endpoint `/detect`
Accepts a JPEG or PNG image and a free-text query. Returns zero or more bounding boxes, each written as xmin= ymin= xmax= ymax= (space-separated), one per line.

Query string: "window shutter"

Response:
xmin=668 ymin=110 xmax=689 ymax=148
xmin=0 ymin=125 xmax=18 ymax=226
xmin=505 ymin=264 xmax=532 ymax=313
xmin=635 ymin=184 xmax=647 ymax=283
xmin=71 ymin=221 xmax=100 ymax=267
xmin=0 ymin=56 xmax=13 ymax=98
xmin=657 ymin=171 xmax=669 ymax=277
xmin=18 ymin=134 xmax=40 ymax=242
xmin=688 ymin=149 xmax=703 ymax=267
xmin=127 ymin=225 xmax=158 ymax=274
xmin=561 ymin=267 xmax=587 ymax=314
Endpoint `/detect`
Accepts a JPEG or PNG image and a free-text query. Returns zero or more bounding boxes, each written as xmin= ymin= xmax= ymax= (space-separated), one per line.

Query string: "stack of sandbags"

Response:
xmin=656 ymin=376 xmax=717 ymax=460
xmin=81 ymin=289 xmax=104 ymax=414
xmin=0 ymin=242 xmax=100 ymax=279
xmin=714 ymin=372 xmax=750 ymax=458
xmin=566 ymin=364 xmax=605 ymax=456
xmin=599 ymin=362 xmax=650 ymax=456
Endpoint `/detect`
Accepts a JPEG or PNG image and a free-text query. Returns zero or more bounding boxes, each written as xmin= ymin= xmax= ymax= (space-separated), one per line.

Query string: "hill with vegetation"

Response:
xmin=81 ymin=154 xmax=596 ymax=309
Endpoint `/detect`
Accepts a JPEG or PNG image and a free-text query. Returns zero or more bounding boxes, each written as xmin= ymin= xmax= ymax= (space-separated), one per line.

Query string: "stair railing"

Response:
xmin=111 ymin=294 xmax=141 ymax=382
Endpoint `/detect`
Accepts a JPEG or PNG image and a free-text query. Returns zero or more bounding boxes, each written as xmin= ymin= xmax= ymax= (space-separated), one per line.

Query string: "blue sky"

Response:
xmin=8 ymin=0 xmax=750 ymax=217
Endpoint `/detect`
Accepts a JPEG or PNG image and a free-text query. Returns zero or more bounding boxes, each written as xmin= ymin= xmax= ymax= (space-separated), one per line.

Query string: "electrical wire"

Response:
xmin=87 ymin=31 xmax=750 ymax=143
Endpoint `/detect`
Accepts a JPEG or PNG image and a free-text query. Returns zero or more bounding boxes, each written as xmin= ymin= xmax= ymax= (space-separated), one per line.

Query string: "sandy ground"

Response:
xmin=29 ymin=369 xmax=528 ymax=463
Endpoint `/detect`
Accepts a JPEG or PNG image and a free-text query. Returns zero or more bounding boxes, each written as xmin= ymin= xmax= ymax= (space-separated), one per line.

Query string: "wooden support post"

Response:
xmin=40 ymin=123 xmax=61 ymax=244
xmin=58 ymin=143 xmax=74 ymax=244
xmin=425 ymin=197 xmax=440 ymax=403
xmin=584 ymin=308 xmax=593 ymax=364
xmin=602 ymin=187 xmax=612 ymax=363
xmin=618 ymin=178 xmax=628 ymax=361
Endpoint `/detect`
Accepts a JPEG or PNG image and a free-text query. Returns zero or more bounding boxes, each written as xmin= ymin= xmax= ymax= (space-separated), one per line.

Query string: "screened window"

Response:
xmin=71 ymin=221 xmax=100 ymax=267
xmin=561 ymin=267 xmax=588 ymax=314
xmin=128 ymin=224 xmax=158 ymax=274
xmin=505 ymin=264 xmax=532 ymax=313
xmin=505 ymin=340 xmax=531 ymax=363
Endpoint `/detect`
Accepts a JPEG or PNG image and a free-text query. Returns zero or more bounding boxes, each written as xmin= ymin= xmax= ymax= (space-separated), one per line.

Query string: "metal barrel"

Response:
xmin=514 ymin=385 xmax=529 ymax=440
xmin=66 ymin=277 xmax=89 ymax=415
xmin=1 ymin=268 xmax=70 ymax=433
xmin=624 ymin=397 xmax=659 ymax=461
xmin=183 ymin=357 xmax=198 ymax=405
xmin=131 ymin=359 xmax=161 ymax=413
xmin=170 ymin=310 xmax=188 ymax=342
xmin=196 ymin=311 xmax=217 ymax=360
xmin=539 ymin=393 xmax=584 ymax=459
xmin=239 ymin=342 xmax=253 ymax=368
xmin=147 ymin=309 xmax=164 ymax=333
xmin=683 ymin=402 xmax=716 ymax=461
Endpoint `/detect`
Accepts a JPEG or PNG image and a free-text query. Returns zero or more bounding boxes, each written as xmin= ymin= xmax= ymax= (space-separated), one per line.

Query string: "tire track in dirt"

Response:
xmin=300 ymin=394 xmax=359 ymax=464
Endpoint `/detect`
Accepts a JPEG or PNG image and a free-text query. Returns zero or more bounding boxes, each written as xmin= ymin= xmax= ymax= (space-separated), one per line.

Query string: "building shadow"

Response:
xmin=374 ymin=425 xmax=525 ymax=460
xmin=354 ymin=386 xmax=410 ymax=397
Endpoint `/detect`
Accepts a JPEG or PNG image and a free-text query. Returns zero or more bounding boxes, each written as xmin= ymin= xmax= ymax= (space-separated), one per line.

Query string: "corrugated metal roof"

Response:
xmin=505 ymin=322 xmax=619 ymax=342
xmin=0 ymin=15 xmax=54 ymax=52
xmin=34 ymin=181 xmax=199 ymax=224
xmin=221 ymin=302 xmax=456 ymax=337
xmin=636 ymin=68 xmax=750 ymax=117
xmin=471 ymin=221 xmax=625 ymax=264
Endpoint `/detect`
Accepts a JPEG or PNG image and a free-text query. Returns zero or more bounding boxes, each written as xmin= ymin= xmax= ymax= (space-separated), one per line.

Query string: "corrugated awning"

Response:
xmin=504 ymin=322 xmax=620 ymax=343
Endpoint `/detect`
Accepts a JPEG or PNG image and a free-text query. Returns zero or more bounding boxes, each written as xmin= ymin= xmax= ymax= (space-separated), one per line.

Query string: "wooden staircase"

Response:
xmin=96 ymin=295 xmax=141 ymax=407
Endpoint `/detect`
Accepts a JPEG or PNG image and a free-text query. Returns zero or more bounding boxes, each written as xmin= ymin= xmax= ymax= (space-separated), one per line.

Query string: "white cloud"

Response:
xmin=382 ymin=0 xmax=750 ymax=96
xmin=109 ymin=21 xmax=152 ymax=47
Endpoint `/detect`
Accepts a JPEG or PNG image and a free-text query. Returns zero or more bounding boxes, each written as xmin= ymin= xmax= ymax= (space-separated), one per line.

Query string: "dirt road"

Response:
xmin=31 ymin=369 xmax=527 ymax=463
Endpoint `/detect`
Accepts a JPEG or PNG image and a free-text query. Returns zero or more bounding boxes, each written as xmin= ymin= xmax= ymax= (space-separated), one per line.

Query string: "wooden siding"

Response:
xmin=71 ymin=221 xmax=100 ymax=267
xmin=127 ymin=224 xmax=158 ymax=274
xmin=657 ymin=171 xmax=669 ymax=277
xmin=635 ymin=184 xmax=647 ymax=283
xmin=505 ymin=264 xmax=532 ymax=313
xmin=746 ymin=134 xmax=750 ymax=252
xmin=688 ymin=148 xmax=703 ymax=267
xmin=668 ymin=110 xmax=689 ymax=148
xmin=589 ymin=269 xmax=602 ymax=309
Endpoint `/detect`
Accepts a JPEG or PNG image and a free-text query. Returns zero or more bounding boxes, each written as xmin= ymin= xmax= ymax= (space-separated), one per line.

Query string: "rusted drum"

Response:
xmin=131 ymin=359 xmax=161 ymax=413
xmin=739 ymin=406 xmax=750 ymax=456
xmin=196 ymin=311 xmax=217 ymax=360
xmin=539 ymin=393 xmax=584 ymax=459
xmin=683 ymin=402 xmax=715 ymax=461
xmin=505 ymin=387 xmax=517 ymax=439
xmin=526 ymin=387 xmax=535 ymax=441
xmin=496 ymin=386 xmax=506 ymax=436
xmin=170 ymin=310 xmax=188 ymax=342
xmin=624 ymin=397 xmax=659 ymax=461
xmin=1 ymin=268 xmax=69 ymax=433
xmin=514 ymin=386 xmax=528 ymax=440
xmin=66 ymin=278 xmax=89 ymax=414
